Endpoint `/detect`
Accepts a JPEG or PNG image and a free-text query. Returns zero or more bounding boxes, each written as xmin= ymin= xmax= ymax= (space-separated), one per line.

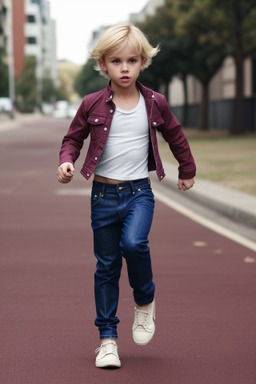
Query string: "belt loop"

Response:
xmin=101 ymin=184 xmax=105 ymax=198
xmin=129 ymin=181 xmax=136 ymax=195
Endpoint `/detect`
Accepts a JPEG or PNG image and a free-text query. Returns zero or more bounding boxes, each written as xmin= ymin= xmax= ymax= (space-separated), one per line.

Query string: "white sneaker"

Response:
xmin=95 ymin=341 xmax=121 ymax=368
xmin=132 ymin=300 xmax=155 ymax=345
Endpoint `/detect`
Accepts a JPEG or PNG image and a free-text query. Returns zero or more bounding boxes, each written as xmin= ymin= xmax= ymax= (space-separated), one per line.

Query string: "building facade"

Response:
xmin=169 ymin=57 xmax=256 ymax=131
xmin=0 ymin=0 xmax=57 ymax=101
xmin=24 ymin=0 xmax=58 ymax=88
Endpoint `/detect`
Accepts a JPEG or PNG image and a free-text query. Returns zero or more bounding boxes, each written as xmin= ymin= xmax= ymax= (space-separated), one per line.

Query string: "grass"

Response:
xmin=158 ymin=129 xmax=256 ymax=196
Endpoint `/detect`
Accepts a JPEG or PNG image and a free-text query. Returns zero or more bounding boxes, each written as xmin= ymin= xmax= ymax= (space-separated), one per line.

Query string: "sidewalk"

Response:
xmin=163 ymin=161 xmax=256 ymax=229
xmin=1 ymin=113 xmax=255 ymax=229
xmin=0 ymin=112 xmax=43 ymax=132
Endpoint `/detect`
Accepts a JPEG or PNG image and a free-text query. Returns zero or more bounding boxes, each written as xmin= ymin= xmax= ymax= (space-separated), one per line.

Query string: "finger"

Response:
xmin=177 ymin=180 xmax=183 ymax=190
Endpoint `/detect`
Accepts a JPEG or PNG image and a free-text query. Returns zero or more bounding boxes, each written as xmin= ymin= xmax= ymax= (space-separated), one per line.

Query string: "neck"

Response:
xmin=112 ymin=85 xmax=140 ymax=110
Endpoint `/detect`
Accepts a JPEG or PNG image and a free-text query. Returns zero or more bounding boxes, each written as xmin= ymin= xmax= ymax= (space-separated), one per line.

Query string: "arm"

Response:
xmin=57 ymin=98 xmax=89 ymax=182
xmin=158 ymin=95 xmax=196 ymax=187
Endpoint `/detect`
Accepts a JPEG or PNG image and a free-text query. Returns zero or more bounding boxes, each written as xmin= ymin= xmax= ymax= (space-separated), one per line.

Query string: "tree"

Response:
xmin=173 ymin=0 xmax=227 ymax=130
xmin=16 ymin=56 xmax=37 ymax=113
xmin=42 ymin=73 xmax=56 ymax=103
xmin=74 ymin=58 xmax=108 ymax=97
xmin=138 ymin=0 xmax=227 ymax=130
xmin=137 ymin=0 xmax=180 ymax=100
xmin=213 ymin=0 xmax=256 ymax=134
xmin=41 ymin=70 xmax=67 ymax=103
xmin=0 ymin=48 xmax=9 ymax=97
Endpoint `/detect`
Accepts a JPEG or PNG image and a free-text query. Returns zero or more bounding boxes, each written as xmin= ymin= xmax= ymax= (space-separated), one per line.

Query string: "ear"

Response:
xmin=140 ymin=58 xmax=147 ymax=71
xmin=98 ymin=58 xmax=107 ymax=72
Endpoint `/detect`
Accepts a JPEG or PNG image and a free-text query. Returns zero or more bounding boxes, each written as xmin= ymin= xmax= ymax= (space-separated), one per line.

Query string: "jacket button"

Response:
xmin=153 ymin=122 xmax=157 ymax=125
xmin=95 ymin=157 xmax=98 ymax=160
xmin=110 ymin=109 xmax=113 ymax=113
xmin=152 ymin=94 xmax=155 ymax=98
xmin=87 ymin=173 xmax=90 ymax=177
xmin=95 ymin=118 xmax=99 ymax=122
xmin=104 ymin=127 xmax=107 ymax=131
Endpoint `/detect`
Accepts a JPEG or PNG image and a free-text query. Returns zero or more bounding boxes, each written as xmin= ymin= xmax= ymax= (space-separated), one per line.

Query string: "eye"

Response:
xmin=130 ymin=58 xmax=137 ymax=63
xmin=112 ymin=59 xmax=120 ymax=64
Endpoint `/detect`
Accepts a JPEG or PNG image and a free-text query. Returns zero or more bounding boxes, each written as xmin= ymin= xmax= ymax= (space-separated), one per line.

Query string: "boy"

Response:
xmin=57 ymin=24 xmax=196 ymax=368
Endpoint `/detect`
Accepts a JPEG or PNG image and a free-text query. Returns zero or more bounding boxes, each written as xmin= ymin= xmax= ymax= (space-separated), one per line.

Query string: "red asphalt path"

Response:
xmin=1 ymin=117 xmax=256 ymax=384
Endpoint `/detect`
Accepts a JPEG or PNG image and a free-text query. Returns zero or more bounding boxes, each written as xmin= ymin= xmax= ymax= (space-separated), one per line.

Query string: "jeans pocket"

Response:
xmin=136 ymin=185 xmax=154 ymax=198
xmin=91 ymin=190 xmax=103 ymax=208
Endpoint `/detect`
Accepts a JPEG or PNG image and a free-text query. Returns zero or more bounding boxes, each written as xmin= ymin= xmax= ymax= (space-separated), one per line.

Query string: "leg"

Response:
xmin=120 ymin=184 xmax=155 ymax=306
xmin=93 ymin=224 xmax=122 ymax=339
xmin=91 ymin=185 xmax=122 ymax=340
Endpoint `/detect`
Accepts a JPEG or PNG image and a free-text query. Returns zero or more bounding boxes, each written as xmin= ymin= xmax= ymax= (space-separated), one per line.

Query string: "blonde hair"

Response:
xmin=90 ymin=24 xmax=160 ymax=77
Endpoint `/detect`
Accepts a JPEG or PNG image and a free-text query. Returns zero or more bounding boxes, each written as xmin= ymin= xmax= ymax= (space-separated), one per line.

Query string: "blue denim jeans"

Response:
xmin=91 ymin=178 xmax=155 ymax=339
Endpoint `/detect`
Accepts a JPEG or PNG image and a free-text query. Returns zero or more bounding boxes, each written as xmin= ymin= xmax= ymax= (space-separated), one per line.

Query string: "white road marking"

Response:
xmin=55 ymin=188 xmax=91 ymax=197
xmin=193 ymin=241 xmax=208 ymax=247
xmin=154 ymin=189 xmax=256 ymax=253
xmin=244 ymin=256 xmax=255 ymax=263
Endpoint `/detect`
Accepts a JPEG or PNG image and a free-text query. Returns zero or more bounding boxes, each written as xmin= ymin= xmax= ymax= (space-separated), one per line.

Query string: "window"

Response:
xmin=28 ymin=37 xmax=37 ymax=44
xmin=27 ymin=14 xmax=36 ymax=23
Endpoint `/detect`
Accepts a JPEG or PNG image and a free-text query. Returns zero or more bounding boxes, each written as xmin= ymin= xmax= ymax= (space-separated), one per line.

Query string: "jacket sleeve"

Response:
xmin=158 ymin=95 xmax=196 ymax=180
xmin=59 ymin=98 xmax=90 ymax=166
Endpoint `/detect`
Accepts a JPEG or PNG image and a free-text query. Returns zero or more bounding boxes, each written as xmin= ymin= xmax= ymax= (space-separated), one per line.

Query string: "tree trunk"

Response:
xmin=231 ymin=5 xmax=244 ymax=135
xmin=182 ymin=75 xmax=188 ymax=127
xmin=199 ymin=82 xmax=209 ymax=130
xmin=164 ymin=81 xmax=169 ymax=103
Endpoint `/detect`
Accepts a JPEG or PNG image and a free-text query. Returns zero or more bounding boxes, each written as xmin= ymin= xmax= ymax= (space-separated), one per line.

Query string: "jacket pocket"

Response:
xmin=88 ymin=115 xmax=107 ymax=141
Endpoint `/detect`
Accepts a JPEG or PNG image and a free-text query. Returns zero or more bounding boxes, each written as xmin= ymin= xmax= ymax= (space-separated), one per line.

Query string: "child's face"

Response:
xmin=99 ymin=44 xmax=146 ymax=91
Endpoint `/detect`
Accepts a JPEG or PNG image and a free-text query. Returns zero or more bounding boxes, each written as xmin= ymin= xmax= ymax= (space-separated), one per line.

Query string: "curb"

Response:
xmin=163 ymin=162 xmax=256 ymax=229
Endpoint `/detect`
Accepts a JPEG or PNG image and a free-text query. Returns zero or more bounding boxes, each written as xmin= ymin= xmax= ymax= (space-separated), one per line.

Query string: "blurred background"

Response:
xmin=0 ymin=0 xmax=256 ymax=135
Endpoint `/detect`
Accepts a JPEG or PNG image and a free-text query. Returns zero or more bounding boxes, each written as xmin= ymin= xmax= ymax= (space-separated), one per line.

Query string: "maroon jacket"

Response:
xmin=59 ymin=81 xmax=196 ymax=181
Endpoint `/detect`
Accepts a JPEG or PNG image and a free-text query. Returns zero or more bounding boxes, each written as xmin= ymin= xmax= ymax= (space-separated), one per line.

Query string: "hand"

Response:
xmin=178 ymin=178 xmax=195 ymax=191
xmin=57 ymin=162 xmax=75 ymax=184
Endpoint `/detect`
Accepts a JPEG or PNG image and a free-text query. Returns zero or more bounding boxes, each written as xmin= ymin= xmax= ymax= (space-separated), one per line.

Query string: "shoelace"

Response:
xmin=134 ymin=308 xmax=150 ymax=329
xmin=95 ymin=342 xmax=117 ymax=356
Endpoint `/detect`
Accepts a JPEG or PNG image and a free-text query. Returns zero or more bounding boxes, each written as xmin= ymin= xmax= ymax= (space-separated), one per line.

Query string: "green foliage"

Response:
xmin=42 ymin=74 xmax=56 ymax=102
xmin=42 ymin=71 xmax=67 ymax=103
xmin=137 ymin=1 xmax=179 ymax=94
xmin=136 ymin=0 xmax=256 ymax=132
xmin=170 ymin=0 xmax=227 ymax=84
xmin=74 ymin=58 xmax=108 ymax=97
xmin=0 ymin=48 xmax=9 ymax=97
xmin=16 ymin=56 xmax=37 ymax=113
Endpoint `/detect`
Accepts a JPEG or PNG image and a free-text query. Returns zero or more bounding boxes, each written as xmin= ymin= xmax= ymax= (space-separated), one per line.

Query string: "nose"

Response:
xmin=121 ymin=62 xmax=128 ymax=72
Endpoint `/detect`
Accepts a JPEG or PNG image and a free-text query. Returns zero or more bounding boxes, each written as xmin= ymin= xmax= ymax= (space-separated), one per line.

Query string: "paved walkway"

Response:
xmin=1 ymin=116 xmax=256 ymax=384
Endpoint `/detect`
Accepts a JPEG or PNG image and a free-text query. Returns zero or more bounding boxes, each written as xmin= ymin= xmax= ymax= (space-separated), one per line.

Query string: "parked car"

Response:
xmin=67 ymin=103 xmax=79 ymax=119
xmin=42 ymin=103 xmax=54 ymax=115
xmin=0 ymin=97 xmax=15 ymax=118
xmin=53 ymin=100 xmax=69 ymax=118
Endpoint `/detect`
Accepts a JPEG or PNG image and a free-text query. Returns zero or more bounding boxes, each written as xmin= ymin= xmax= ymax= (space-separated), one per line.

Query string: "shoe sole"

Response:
xmin=95 ymin=357 xmax=121 ymax=368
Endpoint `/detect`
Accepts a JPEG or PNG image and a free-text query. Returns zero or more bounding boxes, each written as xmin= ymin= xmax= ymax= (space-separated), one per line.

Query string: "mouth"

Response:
xmin=121 ymin=76 xmax=130 ymax=80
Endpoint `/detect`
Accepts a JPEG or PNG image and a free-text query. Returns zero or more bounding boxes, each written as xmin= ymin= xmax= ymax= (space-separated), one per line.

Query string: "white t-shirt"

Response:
xmin=94 ymin=93 xmax=149 ymax=180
